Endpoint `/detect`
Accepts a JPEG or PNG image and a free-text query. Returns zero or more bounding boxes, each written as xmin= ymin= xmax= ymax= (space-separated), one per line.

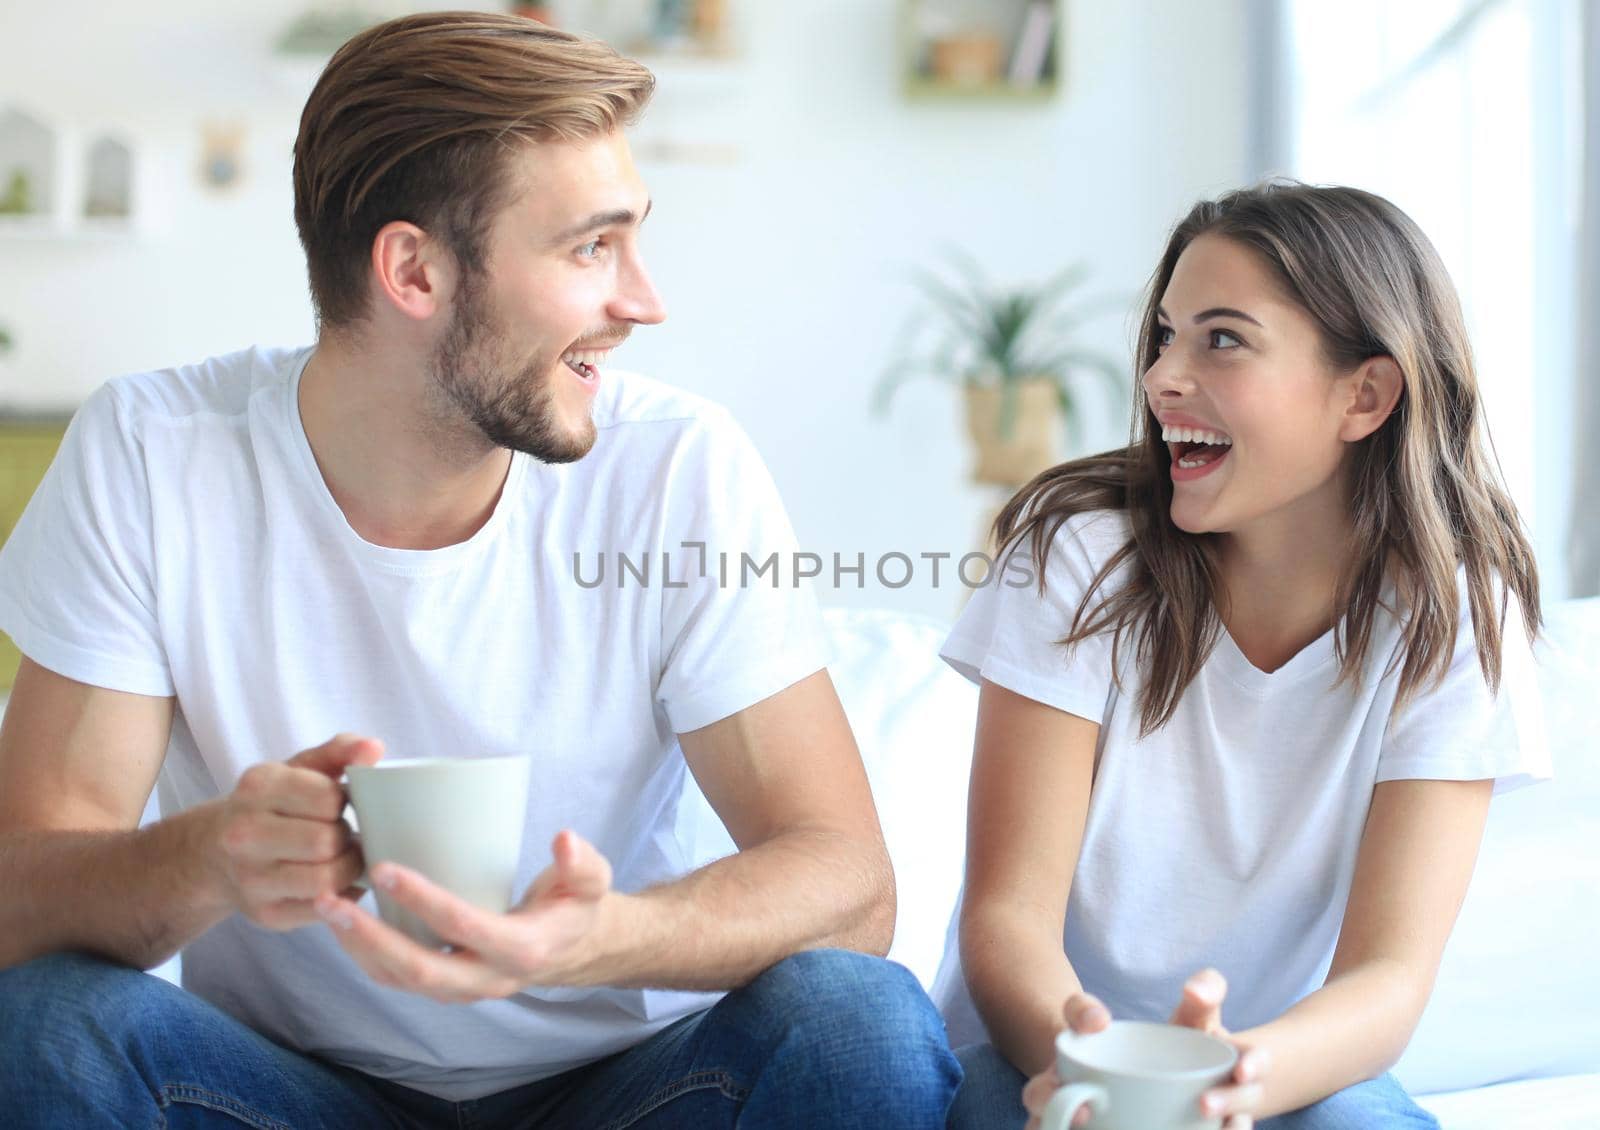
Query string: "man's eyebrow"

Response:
xmin=1157 ymin=304 xmax=1263 ymax=328
xmin=550 ymin=199 xmax=653 ymax=245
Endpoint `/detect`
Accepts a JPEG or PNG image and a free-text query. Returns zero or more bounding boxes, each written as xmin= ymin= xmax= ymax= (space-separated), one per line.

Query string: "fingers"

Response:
xmin=234 ymin=760 xmax=353 ymax=823
xmin=1202 ymin=1045 xmax=1269 ymax=1125
xmin=1169 ymin=968 xmax=1228 ymax=1033
xmin=1021 ymin=1067 xmax=1094 ymax=1130
xmin=527 ymin=831 xmax=613 ymax=903
xmin=1203 ymin=1082 xmax=1264 ymax=1124
xmin=314 ymin=893 xmax=521 ymax=1005
xmin=1061 ymin=992 xmax=1111 ymax=1034
xmin=367 ymin=862 xmax=516 ymax=966
xmin=1021 ymin=1066 xmax=1060 ymax=1116
xmin=236 ymin=851 xmax=365 ymax=902
xmin=219 ymin=808 xmax=353 ymax=865
xmin=288 ymin=733 xmax=385 ymax=781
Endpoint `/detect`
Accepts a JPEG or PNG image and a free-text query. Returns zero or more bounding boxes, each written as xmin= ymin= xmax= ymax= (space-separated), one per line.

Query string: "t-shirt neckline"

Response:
xmin=1211 ymin=621 xmax=1340 ymax=694
xmin=278 ymin=345 xmax=527 ymax=576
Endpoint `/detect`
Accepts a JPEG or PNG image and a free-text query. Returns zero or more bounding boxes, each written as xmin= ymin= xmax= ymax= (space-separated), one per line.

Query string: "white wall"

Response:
xmin=0 ymin=0 xmax=1253 ymax=620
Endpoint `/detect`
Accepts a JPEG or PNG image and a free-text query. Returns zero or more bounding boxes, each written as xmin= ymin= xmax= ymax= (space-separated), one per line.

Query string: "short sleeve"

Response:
xmin=0 ymin=383 xmax=174 ymax=696
xmin=654 ymin=413 xmax=829 ymax=734
xmin=1378 ymin=584 xmax=1549 ymax=795
xmin=940 ymin=510 xmax=1126 ymax=723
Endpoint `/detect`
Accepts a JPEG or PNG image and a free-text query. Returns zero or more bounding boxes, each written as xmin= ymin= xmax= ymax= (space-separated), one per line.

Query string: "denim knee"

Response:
xmin=736 ymin=948 xmax=946 ymax=1046
xmin=0 ymin=950 xmax=181 ymax=1119
xmin=721 ymin=948 xmax=961 ymax=1117
xmin=0 ymin=951 xmax=165 ymax=1059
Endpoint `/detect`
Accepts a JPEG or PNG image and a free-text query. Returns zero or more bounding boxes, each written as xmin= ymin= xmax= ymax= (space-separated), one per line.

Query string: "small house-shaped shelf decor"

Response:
xmin=0 ymin=104 xmax=137 ymax=238
xmin=0 ymin=107 xmax=57 ymax=226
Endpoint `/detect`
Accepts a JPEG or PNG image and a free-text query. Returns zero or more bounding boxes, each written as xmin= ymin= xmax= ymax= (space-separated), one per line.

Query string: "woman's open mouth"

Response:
xmin=1162 ymin=425 xmax=1233 ymax=482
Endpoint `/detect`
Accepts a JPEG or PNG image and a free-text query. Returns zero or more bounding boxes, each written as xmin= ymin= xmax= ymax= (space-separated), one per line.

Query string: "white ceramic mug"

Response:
xmin=1041 ymin=1020 xmax=1239 ymax=1130
xmin=343 ymin=755 xmax=532 ymax=947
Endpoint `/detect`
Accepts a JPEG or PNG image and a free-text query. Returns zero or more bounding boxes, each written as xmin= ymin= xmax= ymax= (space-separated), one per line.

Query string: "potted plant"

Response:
xmin=874 ymin=252 xmax=1125 ymax=487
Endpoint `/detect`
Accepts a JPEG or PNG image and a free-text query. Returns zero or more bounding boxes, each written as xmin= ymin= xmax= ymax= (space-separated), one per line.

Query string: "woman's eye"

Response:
xmin=1211 ymin=329 xmax=1242 ymax=349
xmin=1155 ymin=325 xmax=1174 ymax=349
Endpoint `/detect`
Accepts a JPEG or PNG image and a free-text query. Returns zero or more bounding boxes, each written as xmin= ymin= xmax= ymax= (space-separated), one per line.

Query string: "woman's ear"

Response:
xmin=369 ymin=220 xmax=454 ymax=322
xmin=1339 ymin=355 xmax=1404 ymax=442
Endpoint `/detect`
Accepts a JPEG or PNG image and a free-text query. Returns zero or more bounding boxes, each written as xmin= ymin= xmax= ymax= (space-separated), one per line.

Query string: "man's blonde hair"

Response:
xmin=293 ymin=10 xmax=655 ymax=329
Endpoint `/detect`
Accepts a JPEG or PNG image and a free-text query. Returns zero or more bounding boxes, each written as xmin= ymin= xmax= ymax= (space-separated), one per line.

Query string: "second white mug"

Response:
xmin=1041 ymin=1020 xmax=1239 ymax=1130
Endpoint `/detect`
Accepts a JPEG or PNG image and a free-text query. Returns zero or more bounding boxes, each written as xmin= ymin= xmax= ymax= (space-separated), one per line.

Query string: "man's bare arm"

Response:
xmin=0 ymin=657 xmax=377 ymax=970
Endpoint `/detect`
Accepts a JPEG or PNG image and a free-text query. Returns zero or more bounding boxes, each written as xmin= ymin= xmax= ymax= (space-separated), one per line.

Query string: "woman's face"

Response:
xmin=1141 ymin=234 xmax=1365 ymax=547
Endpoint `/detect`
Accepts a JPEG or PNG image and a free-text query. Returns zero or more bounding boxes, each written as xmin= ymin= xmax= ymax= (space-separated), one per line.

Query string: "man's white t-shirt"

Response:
xmin=0 ymin=345 xmax=831 ymax=1100
xmin=934 ymin=509 xmax=1549 ymax=1047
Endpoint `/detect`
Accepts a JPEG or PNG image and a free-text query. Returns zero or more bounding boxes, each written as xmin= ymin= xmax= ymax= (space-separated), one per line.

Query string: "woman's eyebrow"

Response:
xmin=1156 ymin=305 xmax=1263 ymax=327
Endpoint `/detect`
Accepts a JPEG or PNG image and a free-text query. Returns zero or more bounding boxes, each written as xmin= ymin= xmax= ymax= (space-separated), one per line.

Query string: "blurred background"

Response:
xmin=0 ymin=0 xmax=1592 ymax=624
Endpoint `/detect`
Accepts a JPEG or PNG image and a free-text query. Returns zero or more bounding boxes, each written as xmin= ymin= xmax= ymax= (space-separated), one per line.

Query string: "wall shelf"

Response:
xmin=0 ymin=104 xmax=139 ymax=241
xmin=901 ymin=0 xmax=1063 ymax=101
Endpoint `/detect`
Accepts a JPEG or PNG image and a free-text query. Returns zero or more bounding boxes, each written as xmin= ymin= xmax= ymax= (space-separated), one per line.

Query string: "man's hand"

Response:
xmin=1022 ymin=973 xmax=1267 ymax=1130
xmin=206 ymin=733 xmax=381 ymax=931
xmin=313 ymin=829 xmax=618 ymax=1004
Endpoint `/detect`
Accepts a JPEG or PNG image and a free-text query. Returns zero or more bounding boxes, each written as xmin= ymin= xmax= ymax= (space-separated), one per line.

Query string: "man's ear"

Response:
xmin=370 ymin=221 xmax=452 ymax=322
xmin=1339 ymin=355 xmax=1404 ymax=443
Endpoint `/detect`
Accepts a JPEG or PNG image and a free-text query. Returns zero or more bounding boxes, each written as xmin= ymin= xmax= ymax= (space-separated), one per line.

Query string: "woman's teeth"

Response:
xmin=1161 ymin=425 xmax=1233 ymax=446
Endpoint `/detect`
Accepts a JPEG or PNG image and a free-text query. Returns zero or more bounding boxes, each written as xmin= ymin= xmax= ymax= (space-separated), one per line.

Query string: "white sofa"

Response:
xmin=132 ymin=599 xmax=1598 ymax=1125
xmin=685 ymin=600 xmax=1600 ymax=1129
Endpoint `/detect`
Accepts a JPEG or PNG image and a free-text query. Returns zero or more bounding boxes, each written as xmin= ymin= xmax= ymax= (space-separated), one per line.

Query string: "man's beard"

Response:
xmin=430 ymin=274 xmax=597 ymax=465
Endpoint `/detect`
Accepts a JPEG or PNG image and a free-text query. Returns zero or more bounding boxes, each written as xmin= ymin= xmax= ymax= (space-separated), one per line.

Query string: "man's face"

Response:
xmin=431 ymin=131 xmax=664 ymax=463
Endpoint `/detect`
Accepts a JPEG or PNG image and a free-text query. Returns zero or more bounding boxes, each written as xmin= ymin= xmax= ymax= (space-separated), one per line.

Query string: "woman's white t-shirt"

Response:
xmin=0 ymin=345 xmax=831 ymax=1099
xmin=935 ymin=509 xmax=1549 ymax=1046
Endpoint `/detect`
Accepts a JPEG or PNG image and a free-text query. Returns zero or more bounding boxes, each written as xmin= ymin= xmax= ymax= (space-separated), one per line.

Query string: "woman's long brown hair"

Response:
xmin=996 ymin=182 xmax=1540 ymax=735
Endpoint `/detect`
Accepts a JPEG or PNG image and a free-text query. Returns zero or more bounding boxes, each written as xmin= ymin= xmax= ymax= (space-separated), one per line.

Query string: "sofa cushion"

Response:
xmin=1416 ymin=1072 xmax=1600 ymax=1129
xmin=675 ymin=607 xmax=976 ymax=990
xmin=1396 ymin=597 xmax=1600 ymax=1095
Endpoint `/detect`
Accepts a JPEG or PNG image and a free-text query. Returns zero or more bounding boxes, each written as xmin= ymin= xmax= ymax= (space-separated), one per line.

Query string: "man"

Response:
xmin=0 ymin=12 xmax=959 ymax=1127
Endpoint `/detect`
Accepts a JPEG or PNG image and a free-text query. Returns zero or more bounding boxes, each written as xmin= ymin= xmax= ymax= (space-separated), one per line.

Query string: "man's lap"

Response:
xmin=0 ymin=947 xmax=959 ymax=1130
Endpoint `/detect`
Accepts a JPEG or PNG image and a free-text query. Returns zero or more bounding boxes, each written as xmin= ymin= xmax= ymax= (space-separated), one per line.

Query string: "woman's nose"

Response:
xmin=1141 ymin=350 xmax=1194 ymax=400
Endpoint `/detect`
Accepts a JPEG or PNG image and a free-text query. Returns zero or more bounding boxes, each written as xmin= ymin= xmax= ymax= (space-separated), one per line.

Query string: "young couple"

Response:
xmin=0 ymin=13 xmax=1544 ymax=1130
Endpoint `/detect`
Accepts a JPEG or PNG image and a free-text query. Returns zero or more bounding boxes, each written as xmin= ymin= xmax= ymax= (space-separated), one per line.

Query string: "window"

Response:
xmin=1283 ymin=0 xmax=1581 ymax=594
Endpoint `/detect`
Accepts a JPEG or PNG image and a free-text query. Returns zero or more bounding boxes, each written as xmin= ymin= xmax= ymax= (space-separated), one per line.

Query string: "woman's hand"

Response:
xmin=1022 ymin=991 xmax=1111 ymax=1130
xmin=1170 ymin=969 xmax=1270 ymax=1129
xmin=1020 ymin=973 xmax=1270 ymax=1129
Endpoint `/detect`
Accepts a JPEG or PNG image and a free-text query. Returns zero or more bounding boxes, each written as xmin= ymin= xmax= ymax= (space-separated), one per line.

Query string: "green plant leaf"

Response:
xmin=875 ymin=249 xmax=1126 ymax=444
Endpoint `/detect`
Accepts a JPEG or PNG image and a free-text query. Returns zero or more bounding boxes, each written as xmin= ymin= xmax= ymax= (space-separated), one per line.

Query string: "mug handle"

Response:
xmin=1041 ymin=1082 xmax=1109 ymax=1130
xmin=337 ymin=776 xmax=370 ymax=892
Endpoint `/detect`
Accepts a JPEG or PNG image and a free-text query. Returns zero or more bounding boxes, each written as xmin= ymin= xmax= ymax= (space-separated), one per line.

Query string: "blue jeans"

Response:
xmin=947 ymin=1042 xmax=1438 ymax=1129
xmin=0 ymin=948 xmax=960 ymax=1129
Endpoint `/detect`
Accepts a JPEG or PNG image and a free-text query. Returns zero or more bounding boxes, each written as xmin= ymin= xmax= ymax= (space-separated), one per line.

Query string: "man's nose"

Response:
xmin=611 ymin=253 xmax=667 ymax=326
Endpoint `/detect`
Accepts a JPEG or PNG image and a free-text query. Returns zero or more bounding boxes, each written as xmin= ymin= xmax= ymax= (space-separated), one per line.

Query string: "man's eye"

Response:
xmin=577 ymin=240 xmax=602 ymax=259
